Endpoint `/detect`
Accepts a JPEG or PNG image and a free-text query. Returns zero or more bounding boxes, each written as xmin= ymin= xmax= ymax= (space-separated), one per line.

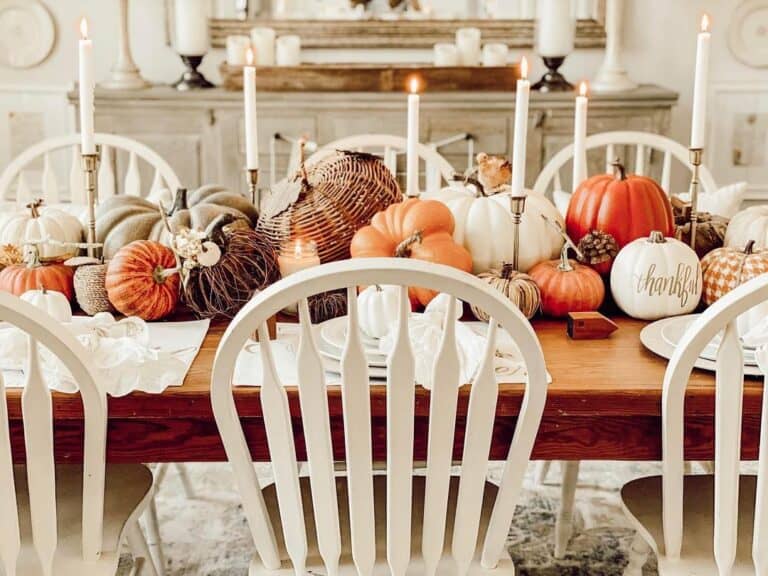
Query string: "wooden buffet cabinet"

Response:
xmin=69 ymin=84 xmax=677 ymax=198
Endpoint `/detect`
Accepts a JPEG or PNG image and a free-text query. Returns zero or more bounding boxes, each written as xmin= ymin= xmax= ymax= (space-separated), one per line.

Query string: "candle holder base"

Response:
xmin=532 ymin=57 xmax=574 ymax=92
xmin=81 ymin=146 xmax=102 ymax=259
xmin=173 ymin=55 xmax=214 ymax=91
xmin=246 ymin=168 xmax=260 ymax=206
xmin=686 ymin=147 xmax=704 ymax=251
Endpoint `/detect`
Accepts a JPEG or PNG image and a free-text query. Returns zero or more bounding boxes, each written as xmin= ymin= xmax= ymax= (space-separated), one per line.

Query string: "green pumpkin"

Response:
xmin=95 ymin=185 xmax=258 ymax=259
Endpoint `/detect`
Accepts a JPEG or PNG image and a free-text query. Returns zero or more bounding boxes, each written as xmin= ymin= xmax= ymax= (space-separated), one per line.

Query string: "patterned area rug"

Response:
xmin=138 ymin=461 xmax=668 ymax=575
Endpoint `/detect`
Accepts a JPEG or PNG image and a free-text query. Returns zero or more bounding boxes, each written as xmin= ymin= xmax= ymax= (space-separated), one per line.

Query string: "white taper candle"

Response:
xmin=244 ymin=48 xmax=259 ymax=170
xmin=511 ymin=57 xmax=531 ymax=197
xmin=406 ymin=76 xmax=421 ymax=197
xmin=79 ymin=18 xmax=96 ymax=155
xmin=690 ymin=14 xmax=711 ymax=149
xmin=572 ymin=81 xmax=589 ymax=191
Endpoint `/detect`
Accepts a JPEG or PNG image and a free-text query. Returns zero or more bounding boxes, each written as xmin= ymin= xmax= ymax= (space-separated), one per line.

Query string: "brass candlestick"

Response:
xmin=509 ymin=194 xmax=527 ymax=271
xmin=687 ymin=147 xmax=703 ymax=251
xmin=247 ymin=168 xmax=260 ymax=206
xmin=81 ymin=145 xmax=101 ymax=258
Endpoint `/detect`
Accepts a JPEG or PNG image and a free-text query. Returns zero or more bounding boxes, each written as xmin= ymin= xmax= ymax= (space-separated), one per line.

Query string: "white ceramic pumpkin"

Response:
xmin=0 ymin=200 xmax=83 ymax=260
xmin=425 ymin=183 xmax=564 ymax=274
xmin=357 ymin=284 xmax=400 ymax=339
xmin=20 ymin=287 xmax=73 ymax=323
xmin=423 ymin=292 xmax=464 ymax=324
xmin=610 ymin=231 xmax=702 ymax=320
xmin=725 ymin=205 xmax=768 ymax=250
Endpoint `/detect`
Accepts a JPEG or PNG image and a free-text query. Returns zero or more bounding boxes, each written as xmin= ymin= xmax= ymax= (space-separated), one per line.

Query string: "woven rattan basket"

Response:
xmin=257 ymin=151 xmax=402 ymax=263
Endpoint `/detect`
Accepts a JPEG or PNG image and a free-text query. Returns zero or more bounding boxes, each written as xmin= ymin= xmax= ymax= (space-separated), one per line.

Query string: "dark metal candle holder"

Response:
xmin=532 ymin=56 xmax=574 ymax=92
xmin=173 ymin=55 xmax=214 ymax=91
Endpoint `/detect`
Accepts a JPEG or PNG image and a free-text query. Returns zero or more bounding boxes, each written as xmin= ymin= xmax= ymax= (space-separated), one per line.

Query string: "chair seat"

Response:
xmin=621 ymin=475 xmax=758 ymax=575
xmin=250 ymin=475 xmax=515 ymax=576
xmin=11 ymin=463 xmax=153 ymax=576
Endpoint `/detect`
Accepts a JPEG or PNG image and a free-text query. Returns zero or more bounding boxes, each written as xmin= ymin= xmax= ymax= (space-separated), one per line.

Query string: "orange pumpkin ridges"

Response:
xmin=566 ymin=160 xmax=674 ymax=251
xmin=0 ymin=262 xmax=74 ymax=300
xmin=528 ymin=254 xmax=605 ymax=318
xmin=350 ymin=198 xmax=472 ymax=306
xmin=105 ymin=240 xmax=180 ymax=321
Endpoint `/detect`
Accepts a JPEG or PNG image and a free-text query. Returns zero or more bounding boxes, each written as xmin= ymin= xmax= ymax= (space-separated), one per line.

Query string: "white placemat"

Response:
xmin=1 ymin=317 xmax=210 ymax=396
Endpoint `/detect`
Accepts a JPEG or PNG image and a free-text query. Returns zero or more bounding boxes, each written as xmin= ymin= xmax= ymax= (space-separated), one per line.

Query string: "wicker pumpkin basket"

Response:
xmin=257 ymin=151 xmax=402 ymax=263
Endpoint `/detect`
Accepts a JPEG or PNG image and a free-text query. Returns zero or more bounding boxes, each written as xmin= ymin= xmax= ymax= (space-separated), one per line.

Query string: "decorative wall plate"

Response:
xmin=0 ymin=0 xmax=55 ymax=69
xmin=728 ymin=0 xmax=768 ymax=68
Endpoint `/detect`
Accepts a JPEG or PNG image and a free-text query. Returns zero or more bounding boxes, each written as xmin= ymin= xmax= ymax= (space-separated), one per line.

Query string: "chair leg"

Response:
xmin=174 ymin=463 xmax=195 ymax=498
xmin=126 ymin=520 xmax=161 ymax=576
xmin=143 ymin=498 xmax=166 ymax=575
xmin=535 ymin=461 xmax=552 ymax=484
xmin=623 ymin=531 xmax=650 ymax=576
xmin=554 ymin=460 xmax=580 ymax=559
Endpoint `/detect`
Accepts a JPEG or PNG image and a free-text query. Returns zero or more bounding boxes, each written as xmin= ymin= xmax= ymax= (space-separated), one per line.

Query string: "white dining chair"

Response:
xmin=306 ymin=134 xmax=458 ymax=194
xmin=532 ymin=130 xmax=718 ymax=197
xmin=0 ymin=292 xmax=158 ymax=576
xmin=620 ymin=273 xmax=768 ymax=575
xmin=211 ymin=258 xmax=549 ymax=575
xmin=0 ymin=133 xmax=182 ymax=208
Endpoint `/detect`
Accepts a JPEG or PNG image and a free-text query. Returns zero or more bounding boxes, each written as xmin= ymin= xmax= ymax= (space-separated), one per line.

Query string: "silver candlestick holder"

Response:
xmin=246 ymin=168 xmax=260 ymax=206
xmin=687 ymin=147 xmax=703 ymax=251
xmin=509 ymin=194 xmax=527 ymax=271
xmin=81 ymin=145 xmax=101 ymax=258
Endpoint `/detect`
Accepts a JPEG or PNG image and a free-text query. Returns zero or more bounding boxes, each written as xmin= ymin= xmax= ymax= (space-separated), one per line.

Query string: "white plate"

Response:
xmin=317 ymin=331 xmax=388 ymax=369
xmin=641 ymin=316 xmax=763 ymax=377
xmin=320 ymin=316 xmax=387 ymax=361
xmin=0 ymin=0 xmax=55 ymax=69
xmin=319 ymin=349 xmax=388 ymax=380
xmin=660 ymin=314 xmax=757 ymax=366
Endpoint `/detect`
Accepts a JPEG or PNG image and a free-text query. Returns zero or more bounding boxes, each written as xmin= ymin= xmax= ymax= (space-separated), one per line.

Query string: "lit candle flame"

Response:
xmin=579 ymin=81 xmax=588 ymax=97
xmin=246 ymin=47 xmax=255 ymax=66
xmin=80 ymin=17 xmax=89 ymax=40
xmin=293 ymin=239 xmax=304 ymax=258
xmin=409 ymin=76 xmax=420 ymax=94
xmin=520 ymin=56 xmax=528 ymax=80
xmin=701 ymin=13 xmax=710 ymax=32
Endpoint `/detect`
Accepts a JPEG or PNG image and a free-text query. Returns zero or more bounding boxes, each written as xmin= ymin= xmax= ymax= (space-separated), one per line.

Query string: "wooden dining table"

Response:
xmin=5 ymin=315 xmax=765 ymax=464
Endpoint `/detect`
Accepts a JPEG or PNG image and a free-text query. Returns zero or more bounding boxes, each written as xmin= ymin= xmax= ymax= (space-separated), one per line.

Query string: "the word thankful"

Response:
xmin=634 ymin=263 xmax=701 ymax=308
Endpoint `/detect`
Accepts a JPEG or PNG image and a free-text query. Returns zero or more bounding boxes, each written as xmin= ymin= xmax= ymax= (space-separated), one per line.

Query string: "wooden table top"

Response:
xmin=6 ymin=315 xmax=764 ymax=464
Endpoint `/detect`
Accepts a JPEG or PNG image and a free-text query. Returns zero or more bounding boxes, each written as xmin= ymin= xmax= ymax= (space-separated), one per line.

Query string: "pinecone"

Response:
xmin=577 ymin=230 xmax=619 ymax=265
xmin=0 ymin=244 xmax=22 ymax=269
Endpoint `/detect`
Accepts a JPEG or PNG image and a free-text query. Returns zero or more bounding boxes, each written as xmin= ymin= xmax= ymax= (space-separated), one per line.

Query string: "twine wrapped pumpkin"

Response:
xmin=181 ymin=214 xmax=279 ymax=318
xmin=68 ymin=257 xmax=115 ymax=316
xmin=471 ymin=263 xmax=541 ymax=321
xmin=257 ymin=151 xmax=401 ymax=263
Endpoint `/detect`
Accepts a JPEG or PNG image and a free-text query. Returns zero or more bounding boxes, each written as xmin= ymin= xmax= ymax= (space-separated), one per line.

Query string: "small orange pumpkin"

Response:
xmin=528 ymin=245 xmax=605 ymax=318
xmin=0 ymin=245 xmax=74 ymax=300
xmin=105 ymin=240 xmax=180 ymax=320
xmin=350 ymin=198 xmax=473 ymax=305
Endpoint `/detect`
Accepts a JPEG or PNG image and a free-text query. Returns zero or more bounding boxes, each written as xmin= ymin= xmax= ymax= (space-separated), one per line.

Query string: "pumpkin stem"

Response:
xmin=611 ymin=158 xmax=627 ymax=181
xmin=394 ymin=230 xmax=423 ymax=258
xmin=27 ymin=198 xmax=43 ymax=219
xmin=24 ymin=244 xmax=42 ymax=269
xmin=465 ymin=175 xmax=487 ymax=197
xmin=558 ymin=244 xmax=574 ymax=272
xmin=648 ymin=230 xmax=667 ymax=244
xmin=745 ymin=240 xmax=756 ymax=255
xmin=153 ymin=265 xmax=179 ymax=285
xmin=500 ymin=262 xmax=516 ymax=279
xmin=170 ymin=188 xmax=189 ymax=216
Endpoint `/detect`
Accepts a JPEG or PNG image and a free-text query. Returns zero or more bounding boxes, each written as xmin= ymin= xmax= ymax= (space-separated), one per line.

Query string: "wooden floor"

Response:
xmin=5 ymin=316 xmax=764 ymax=464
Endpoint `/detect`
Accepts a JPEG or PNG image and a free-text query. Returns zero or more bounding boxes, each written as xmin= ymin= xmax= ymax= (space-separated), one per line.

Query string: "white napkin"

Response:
xmin=0 ymin=314 xmax=209 ymax=396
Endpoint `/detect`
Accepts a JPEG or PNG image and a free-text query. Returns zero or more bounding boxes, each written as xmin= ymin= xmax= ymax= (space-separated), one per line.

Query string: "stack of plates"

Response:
xmin=640 ymin=314 xmax=763 ymax=377
xmin=318 ymin=317 xmax=388 ymax=379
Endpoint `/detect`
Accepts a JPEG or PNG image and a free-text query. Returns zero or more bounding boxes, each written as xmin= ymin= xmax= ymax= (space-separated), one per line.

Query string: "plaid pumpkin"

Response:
xmin=701 ymin=241 xmax=768 ymax=306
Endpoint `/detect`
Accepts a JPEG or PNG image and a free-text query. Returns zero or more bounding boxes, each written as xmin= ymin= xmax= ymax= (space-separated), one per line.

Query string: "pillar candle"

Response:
xmin=456 ymin=27 xmax=481 ymax=66
xmin=690 ymin=14 xmax=711 ymax=149
xmin=174 ymin=0 xmax=209 ymax=55
xmin=537 ymin=0 xmax=575 ymax=57
xmin=226 ymin=35 xmax=251 ymax=66
xmin=511 ymin=57 xmax=530 ymax=197
xmin=250 ymin=27 xmax=276 ymax=66
xmin=275 ymin=35 xmax=301 ymax=66
xmin=572 ymin=81 xmax=589 ymax=191
xmin=79 ymin=18 xmax=95 ymax=155
xmin=482 ymin=43 xmax=509 ymax=67
xmin=244 ymin=48 xmax=259 ymax=170
xmin=406 ymin=76 xmax=421 ymax=197
xmin=434 ymin=43 xmax=458 ymax=66
xmin=278 ymin=238 xmax=320 ymax=314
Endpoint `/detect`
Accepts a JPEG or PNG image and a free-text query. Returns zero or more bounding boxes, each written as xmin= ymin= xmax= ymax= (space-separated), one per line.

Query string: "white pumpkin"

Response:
xmin=610 ymin=231 xmax=702 ymax=320
xmin=725 ymin=205 xmax=768 ymax=250
xmin=357 ymin=284 xmax=400 ymax=339
xmin=0 ymin=200 xmax=83 ymax=260
xmin=423 ymin=292 xmax=464 ymax=324
xmin=20 ymin=287 xmax=73 ymax=323
xmin=425 ymin=183 xmax=564 ymax=274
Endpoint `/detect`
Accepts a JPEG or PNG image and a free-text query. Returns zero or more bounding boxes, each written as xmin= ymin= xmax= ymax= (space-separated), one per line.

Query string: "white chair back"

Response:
xmin=533 ymin=130 xmax=718 ymax=196
xmin=0 ymin=133 xmax=182 ymax=208
xmin=0 ymin=293 xmax=107 ymax=576
xmin=660 ymin=274 xmax=768 ymax=573
xmin=307 ymin=134 xmax=457 ymax=194
xmin=211 ymin=258 xmax=548 ymax=575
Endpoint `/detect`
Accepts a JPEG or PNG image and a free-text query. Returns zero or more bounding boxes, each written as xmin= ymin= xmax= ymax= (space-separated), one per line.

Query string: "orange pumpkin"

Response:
xmin=350 ymin=198 xmax=473 ymax=305
xmin=0 ymin=246 xmax=74 ymax=300
xmin=701 ymin=240 xmax=768 ymax=306
xmin=566 ymin=161 xmax=675 ymax=254
xmin=105 ymin=240 xmax=180 ymax=320
xmin=528 ymin=246 xmax=605 ymax=318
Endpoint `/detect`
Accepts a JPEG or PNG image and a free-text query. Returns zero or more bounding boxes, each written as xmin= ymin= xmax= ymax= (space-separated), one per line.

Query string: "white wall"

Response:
xmin=0 ymin=0 xmax=766 ymax=195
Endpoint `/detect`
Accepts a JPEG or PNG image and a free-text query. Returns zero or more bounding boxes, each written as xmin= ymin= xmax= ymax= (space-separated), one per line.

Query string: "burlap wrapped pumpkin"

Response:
xmin=257 ymin=151 xmax=402 ymax=263
xmin=95 ymin=185 xmax=258 ymax=259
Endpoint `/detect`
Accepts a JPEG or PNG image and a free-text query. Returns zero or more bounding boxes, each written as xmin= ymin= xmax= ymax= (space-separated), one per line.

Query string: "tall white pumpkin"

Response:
xmin=0 ymin=200 xmax=83 ymax=260
xmin=725 ymin=205 xmax=768 ymax=250
xmin=425 ymin=183 xmax=564 ymax=274
xmin=610 ymin=231 xmax=702 ymax=320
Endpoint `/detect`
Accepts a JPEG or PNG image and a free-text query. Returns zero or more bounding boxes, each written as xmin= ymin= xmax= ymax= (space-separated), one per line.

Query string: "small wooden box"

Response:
xmin=566 ymin=312 xmax=618 ymax=340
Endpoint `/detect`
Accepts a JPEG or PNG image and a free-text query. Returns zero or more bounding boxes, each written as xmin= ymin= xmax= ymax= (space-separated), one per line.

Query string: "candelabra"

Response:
xmin=687 ymin=148 xmax=703 ymax=251
xmin=509 ymin=194 xmax=527 ymax=270
xmin=172 ymin=55 xmax=214 ymax=91
xmin=81 ymin=146 xmax=101 ymax=258
xmin=247 ymin=168 xmax=260 ymax=206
